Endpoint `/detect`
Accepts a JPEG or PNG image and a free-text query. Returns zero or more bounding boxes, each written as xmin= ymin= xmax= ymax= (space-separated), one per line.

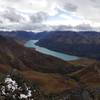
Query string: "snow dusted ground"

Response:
xmin=1 ymin=75 xmax=34 ymax=99
xmin=5 ymin=76 xmax=18 ymax=92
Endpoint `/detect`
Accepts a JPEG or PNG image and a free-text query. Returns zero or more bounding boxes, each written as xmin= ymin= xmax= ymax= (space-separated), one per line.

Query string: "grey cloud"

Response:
xmin=51 ymin=24 xmax=95 ymax=31
xmin=90 ymin=0 xmax=97 ymax=3
xmin=2 ymin=7 xmax=24 ymax=23
xmin=0 ymin=20 xmax=3 ymax=24
xmin=20 ymin=24 xmax=49 ymax=31
xmin=0 ymin=0 xmax=100 ymax=31
xmin=6 ymin=23 xmax=52 ymax=32
xmin=0 ymin=22 xmax=98 ymax=32
xmin=51 ymin=25 xmax=73 ymax=31
xmin=0 ymin=10 xmax=49 ymax=31
xmin=0 ymin=6 xmax=49 ymax=31
xmin=75 ymin=24 xmax=93 ymax=31
xmin=63 ymin=3 xmax=77 ymax=12
xmin=30 ymin=12 xmax=48 ymax=23
xmin=55 ymin=0 xmax=77 ymax=12
xmin=2 ymin=7 xmax=48 ymax=24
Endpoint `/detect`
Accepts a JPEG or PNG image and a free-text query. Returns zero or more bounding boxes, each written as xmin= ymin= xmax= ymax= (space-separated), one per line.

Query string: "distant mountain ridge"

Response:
xmin=1 ymin=30 xmax=100 ymax=59
xmin=36 ymin=31 xmax=100 ymax=59
xmin=0 ymin=31 xmax=49 ymax=41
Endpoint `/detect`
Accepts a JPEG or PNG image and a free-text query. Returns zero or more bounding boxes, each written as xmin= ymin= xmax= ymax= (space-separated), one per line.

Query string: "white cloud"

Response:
xmin=0 ymin=0 xmax=100 ymax=31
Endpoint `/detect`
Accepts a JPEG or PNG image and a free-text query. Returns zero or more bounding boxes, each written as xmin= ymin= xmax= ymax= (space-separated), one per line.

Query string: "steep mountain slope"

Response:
xmin=0 ymin=35 xmax=99 ymax=99
xmin=0 ymin=35 xmax=80 ymax=74
xmin=0 ymin=35 xmax=80 ymax=94
xmin=37 ymin=31 xmax=100 ymax=59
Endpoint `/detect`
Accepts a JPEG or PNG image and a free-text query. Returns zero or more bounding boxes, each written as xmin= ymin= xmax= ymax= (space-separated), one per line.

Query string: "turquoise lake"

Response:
xmin=25 ymin=40 xmax=79 ymax=61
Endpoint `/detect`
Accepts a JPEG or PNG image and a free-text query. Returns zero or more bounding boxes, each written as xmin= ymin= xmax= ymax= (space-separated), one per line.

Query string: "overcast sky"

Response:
xmin=0 ymin=0 xmax=100 ymax=31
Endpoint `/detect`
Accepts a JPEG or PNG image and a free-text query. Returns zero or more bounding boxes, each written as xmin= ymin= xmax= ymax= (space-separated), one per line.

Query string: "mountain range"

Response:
xmin=0 ymin=32 xmax=99 ymax=99
xmin=36 ymin=31 xmax=100 ymax=59
xmin=2 ymin=30 xmax=100 ymax=60
xmin=0 ymin=35 xmax=80 ymax=94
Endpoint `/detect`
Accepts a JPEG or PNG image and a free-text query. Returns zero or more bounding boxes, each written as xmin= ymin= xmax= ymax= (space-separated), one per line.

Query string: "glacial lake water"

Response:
xmin=25 ymin=40 xmax=79 ymax=61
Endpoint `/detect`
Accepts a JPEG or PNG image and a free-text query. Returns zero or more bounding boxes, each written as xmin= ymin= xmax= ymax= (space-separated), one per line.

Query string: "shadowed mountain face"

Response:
xmin=37 ymin=31 xmax=100 ymax=59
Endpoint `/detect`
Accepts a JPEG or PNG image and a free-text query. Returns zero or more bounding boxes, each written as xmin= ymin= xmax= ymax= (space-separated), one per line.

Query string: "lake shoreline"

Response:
xmin=25 ymin=40 xmax=79 ymax=61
